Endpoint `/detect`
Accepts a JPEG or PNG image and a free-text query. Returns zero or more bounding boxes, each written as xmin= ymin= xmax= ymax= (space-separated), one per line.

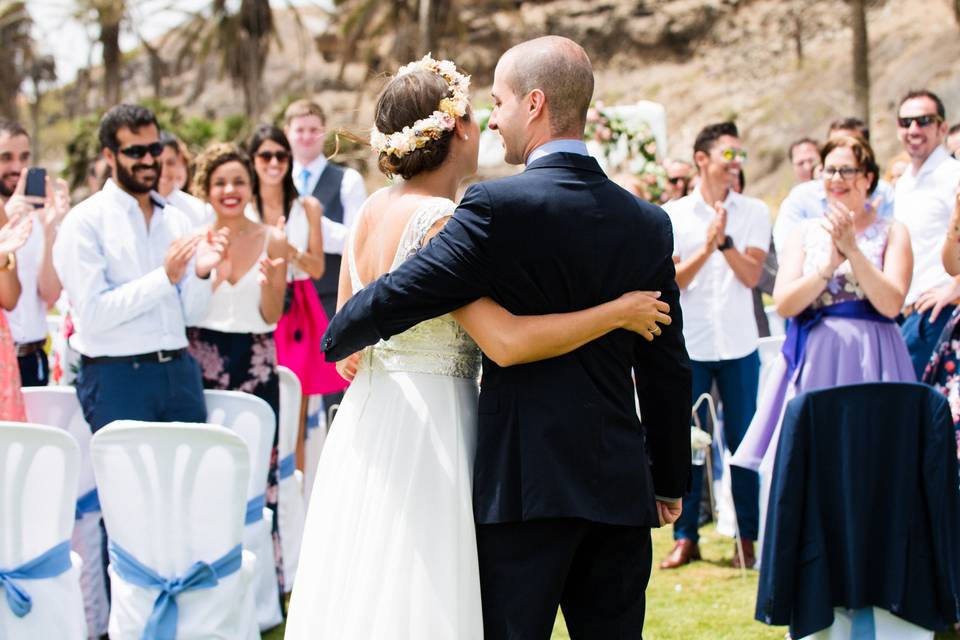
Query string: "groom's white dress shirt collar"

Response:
xmin=525 ymin=139 xmax=589 ymax=165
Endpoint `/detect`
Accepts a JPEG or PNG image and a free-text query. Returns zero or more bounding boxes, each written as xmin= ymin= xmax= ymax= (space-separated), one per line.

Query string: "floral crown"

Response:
xmin=370 ymin=55 xmax=471 ymax=159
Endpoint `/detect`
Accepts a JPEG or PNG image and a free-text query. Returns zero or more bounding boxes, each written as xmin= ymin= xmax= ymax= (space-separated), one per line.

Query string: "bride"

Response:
xmin=284 ymin=56 xmax=670 ymax=639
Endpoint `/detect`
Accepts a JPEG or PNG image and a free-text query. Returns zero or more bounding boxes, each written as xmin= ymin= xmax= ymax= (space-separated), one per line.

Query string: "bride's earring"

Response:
xmin=464 ymin=135 xmax=470 ymax=141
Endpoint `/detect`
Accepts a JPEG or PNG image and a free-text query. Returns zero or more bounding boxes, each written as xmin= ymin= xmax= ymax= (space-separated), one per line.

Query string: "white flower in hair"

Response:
xmin=370 ymin=54 xmax=472 ymax=159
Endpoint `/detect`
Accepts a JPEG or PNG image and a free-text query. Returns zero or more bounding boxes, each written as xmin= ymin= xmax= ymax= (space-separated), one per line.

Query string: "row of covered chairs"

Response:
xmin=0 ymin=367 xmax=308 ymax=639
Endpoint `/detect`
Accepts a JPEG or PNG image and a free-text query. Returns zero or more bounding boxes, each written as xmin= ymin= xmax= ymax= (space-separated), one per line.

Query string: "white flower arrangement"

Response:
xmin=370 ymin=54 xmax=472 ymax=159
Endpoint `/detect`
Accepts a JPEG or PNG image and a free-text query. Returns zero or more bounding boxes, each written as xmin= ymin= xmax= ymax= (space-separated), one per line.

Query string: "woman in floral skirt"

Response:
xmin=186 ymin=142 xmax=289 ymax=597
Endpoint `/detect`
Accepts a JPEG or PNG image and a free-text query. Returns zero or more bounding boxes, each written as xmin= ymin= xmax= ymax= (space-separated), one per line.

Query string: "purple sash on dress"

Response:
xmin=782 ymin=299 xmax=894 ymax=376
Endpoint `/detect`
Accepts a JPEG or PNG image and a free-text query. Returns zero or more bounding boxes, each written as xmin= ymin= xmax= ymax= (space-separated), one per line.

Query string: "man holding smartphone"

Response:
xmin=0 ymin=118 xmax=67 ymax=386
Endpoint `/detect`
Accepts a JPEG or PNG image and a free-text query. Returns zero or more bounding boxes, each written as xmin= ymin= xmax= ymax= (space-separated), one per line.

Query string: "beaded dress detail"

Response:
xmin=348 ymin=196 xmax=481 ymax=379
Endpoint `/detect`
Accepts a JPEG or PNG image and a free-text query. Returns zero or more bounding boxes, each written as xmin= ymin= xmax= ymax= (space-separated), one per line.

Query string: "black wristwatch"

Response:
xmin=717 ymin=235 xmax=734 ymax=251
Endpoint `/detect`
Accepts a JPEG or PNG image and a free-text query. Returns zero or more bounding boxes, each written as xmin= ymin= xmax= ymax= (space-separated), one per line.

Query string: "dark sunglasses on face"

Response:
xmin=897 ymin=114 xmax=942 ymax=129
xmin=117 ymin=142 xmax=164 ymax=159
xmin=256 ymin=150 xmax=290 ymax=163
xmin=667 ymin=176 xmax=688 ymax=185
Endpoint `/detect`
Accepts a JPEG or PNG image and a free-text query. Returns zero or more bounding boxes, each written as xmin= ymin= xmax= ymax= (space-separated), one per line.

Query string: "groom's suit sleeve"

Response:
xmin=322 ymin=184 xmax=495 ymax=361
xmin=632 ymin=217 xmax=692 ymax=501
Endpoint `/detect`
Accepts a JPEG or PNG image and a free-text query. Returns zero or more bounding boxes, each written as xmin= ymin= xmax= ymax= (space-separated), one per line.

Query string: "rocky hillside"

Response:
xmin=75 ymin=0 xmax=960 ymax=206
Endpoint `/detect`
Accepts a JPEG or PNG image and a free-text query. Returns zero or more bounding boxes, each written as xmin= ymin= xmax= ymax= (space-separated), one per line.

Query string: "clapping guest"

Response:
xmin=186 ymin=142 xmax=288 ymax=596
xmin=733 ymin=136 xmax=914 ymax=500
xmin=247 ymin=125 xmax=336 ymax=463
xmin=0 ymin=210 xmax=32 ymax=420
xmin=663 ymin=158 xmax=693 ymax=202
xmin=662 ymin=122 xmax=771 ymax=570
xmin=53 ymin=104 xmax=229 ymax=431
xmin=787 ymin=137 xmax=820 ymax=184
xmin=0 ymin=119 xmax=70 ymax=387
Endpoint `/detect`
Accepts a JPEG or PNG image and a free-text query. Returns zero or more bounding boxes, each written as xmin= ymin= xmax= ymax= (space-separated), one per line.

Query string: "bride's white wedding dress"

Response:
xmin=284 ymin=196 xmax=484 ymax=639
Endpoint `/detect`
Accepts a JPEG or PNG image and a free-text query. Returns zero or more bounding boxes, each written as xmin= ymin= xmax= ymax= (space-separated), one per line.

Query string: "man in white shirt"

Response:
xmin=0 ymin=118 xmax=67 ymax=386
xmin=53 ymin=104 xmax=228 ymax=431
xmin=284 ymin=99 xmax=368 ymax=423
xmin=893 ymin=90 xmax=960 ymax=378
xmin=773 ymin=117 xmax=896 ymax=254
xmin=662 ymin=122 xmax=771 ymax=570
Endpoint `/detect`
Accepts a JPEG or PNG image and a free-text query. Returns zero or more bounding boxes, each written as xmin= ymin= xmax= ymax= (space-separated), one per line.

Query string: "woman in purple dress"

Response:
xmin=732 ymin=135 xmax=914 ymax=484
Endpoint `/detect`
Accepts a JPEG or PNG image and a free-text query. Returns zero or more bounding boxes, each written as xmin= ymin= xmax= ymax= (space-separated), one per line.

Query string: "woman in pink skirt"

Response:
xmin=246 ymin=126 xmax=344 ymax=424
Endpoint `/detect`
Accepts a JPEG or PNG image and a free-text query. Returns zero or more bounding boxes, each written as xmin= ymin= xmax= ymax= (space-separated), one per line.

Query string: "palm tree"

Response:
xmin=851 ymin=0 xmax=870 ymax=122
xmin=174 ymin=0 xmax=309 ymax=119
xmin=0 ymin=1 xmax=34 ymax=120
xmin=74 ymin=0 xmax=126 ymax=108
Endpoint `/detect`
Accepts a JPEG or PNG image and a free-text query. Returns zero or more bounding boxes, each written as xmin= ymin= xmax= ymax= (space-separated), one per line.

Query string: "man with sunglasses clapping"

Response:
xmin=661 ymin=121 xmax=771 ymax=570
xmin=53 ymin=104 xmax=230 ymax=432
xmin=892 ymin=90 xmax=960 ymax=378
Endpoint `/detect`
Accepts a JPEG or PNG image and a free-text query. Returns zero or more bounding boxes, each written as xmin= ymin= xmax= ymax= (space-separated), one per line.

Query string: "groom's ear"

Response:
xmin=526 ymin=88 xmax=547 ymax=124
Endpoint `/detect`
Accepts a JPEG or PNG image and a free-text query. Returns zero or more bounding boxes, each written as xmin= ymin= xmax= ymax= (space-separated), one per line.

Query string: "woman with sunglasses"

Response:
xmin=246 ymin=126 xmax=337 ymax=451
xmin=733 ymin=135 xmax=914 ymax=501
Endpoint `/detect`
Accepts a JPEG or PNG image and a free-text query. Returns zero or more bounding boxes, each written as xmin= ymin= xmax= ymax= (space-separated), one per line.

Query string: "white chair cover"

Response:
xmin=90 ymin=421 xmax=258 ymax=640
xmin=0 ymin=421 xmax=85 ymax=640
xmin=22 ymin=386 xmax=108 ymax=639
xmin=203 ymin=391 xmax=283 ymax=630
xmin=801 ymin=607 xmax=933 ymax=639
xmin=276 ymin=367 xmax=306 ymax=592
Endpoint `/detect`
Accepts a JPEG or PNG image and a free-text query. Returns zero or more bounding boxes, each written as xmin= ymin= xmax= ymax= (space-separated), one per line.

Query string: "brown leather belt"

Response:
xmin=15 ymin=339 xmax=45 ymax=358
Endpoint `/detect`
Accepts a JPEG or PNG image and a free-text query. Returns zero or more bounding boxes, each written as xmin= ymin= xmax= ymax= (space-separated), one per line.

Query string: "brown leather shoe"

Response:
xmin=659 ymin=539 xmax=701 ymax=569
xmin=732 ymin=539 xmax=756 ymax=569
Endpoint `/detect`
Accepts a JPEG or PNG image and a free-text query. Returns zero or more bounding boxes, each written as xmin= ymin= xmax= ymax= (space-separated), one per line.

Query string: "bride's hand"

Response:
xmin=336 ymin=352 xmax=362 ymax=382
xmin=616 ymin=291 xmax=671 ymax=341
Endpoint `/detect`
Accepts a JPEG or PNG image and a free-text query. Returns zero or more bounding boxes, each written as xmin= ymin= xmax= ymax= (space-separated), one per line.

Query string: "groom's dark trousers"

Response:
xmin=322 ymin=152 xmax=692 ymax=639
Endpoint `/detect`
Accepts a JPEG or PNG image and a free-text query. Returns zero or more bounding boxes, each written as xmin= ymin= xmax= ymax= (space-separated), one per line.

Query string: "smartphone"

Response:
xmin=24 ymin=167 xmax=46 ymax=207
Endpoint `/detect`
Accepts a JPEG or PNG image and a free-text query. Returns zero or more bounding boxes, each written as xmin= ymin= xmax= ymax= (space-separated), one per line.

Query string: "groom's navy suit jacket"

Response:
xmin=322 ymin=152 xmax=692 ymax=527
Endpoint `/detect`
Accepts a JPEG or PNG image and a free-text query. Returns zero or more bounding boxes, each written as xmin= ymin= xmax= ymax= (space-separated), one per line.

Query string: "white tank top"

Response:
xmin=197 ymin=231 xmax=276 ymax=334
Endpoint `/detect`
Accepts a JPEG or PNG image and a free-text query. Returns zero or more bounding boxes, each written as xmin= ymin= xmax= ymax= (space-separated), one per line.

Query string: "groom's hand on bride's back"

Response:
xmin=656 ymin=499 xmax=682 ymax=526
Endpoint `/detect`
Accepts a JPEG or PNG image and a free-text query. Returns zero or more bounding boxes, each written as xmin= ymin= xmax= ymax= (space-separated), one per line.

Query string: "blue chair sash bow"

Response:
xmin=245 ymin=494 xmax=265 ymax=525
xmin=0 ymin=540 xmax=72 ymax=617
xmin=108 ymin=541 xmax=242 ymax=640
xmin=75 ymin=488 xmax=101 ymax=520
xmin=782 ymin=300 xmax=893 ymax=377
xmin=278 ymin=454 xmax=296 ymax=481
xmin=306 ymin=412 xmax=320 ymax=431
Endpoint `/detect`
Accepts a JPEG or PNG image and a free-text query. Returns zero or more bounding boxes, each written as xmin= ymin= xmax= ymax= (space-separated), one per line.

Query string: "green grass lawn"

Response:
xmin=263 ymin=523 xmax=784 ymax=639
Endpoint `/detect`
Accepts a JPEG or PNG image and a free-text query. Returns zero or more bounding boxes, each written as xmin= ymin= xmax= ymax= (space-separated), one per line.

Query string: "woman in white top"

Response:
xmin=185 ymin=142 xmax=289 ymax=595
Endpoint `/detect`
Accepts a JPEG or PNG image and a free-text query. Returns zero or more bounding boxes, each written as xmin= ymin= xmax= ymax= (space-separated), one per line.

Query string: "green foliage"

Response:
xmin=62 ymin=113 xmax=103 ymax=191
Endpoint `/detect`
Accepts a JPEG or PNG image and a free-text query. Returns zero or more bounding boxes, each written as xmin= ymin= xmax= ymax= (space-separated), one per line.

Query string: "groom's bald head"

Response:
xmin=499 ymin=36 xmax=594 ymax=137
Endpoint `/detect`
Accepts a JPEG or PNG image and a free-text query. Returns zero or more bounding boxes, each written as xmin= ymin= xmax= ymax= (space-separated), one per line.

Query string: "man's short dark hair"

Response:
xmin=0 ymin=118 xmax=28 ymax=140
xmin=98 ymin=104 xmax=159 ymax=151
xmin=788 ymin=137 xmax=819 ymax=161
xmin=898 ymin=89 xmax=946 ymax=120
xmin=693 ymin=122 xmax=739 ymax=157
xmin=828 ymin=117 xmax=869 ymax=141
xmin=948 ymin=122 xmax=960 ymax=136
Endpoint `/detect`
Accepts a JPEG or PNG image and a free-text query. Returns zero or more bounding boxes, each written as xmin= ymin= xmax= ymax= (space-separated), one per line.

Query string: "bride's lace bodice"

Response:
xmin=348 ymin=195 xmax=481 ymax=379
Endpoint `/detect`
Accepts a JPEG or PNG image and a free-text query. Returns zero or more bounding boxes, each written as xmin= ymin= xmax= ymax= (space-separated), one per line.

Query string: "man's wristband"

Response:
xmin=717 ymin=235 xmax=734 ymax=251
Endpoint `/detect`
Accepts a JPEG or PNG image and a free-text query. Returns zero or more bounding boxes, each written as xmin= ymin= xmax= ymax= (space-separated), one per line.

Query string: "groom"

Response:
xmin=323 ymin=36 xmax=692 ymax=638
